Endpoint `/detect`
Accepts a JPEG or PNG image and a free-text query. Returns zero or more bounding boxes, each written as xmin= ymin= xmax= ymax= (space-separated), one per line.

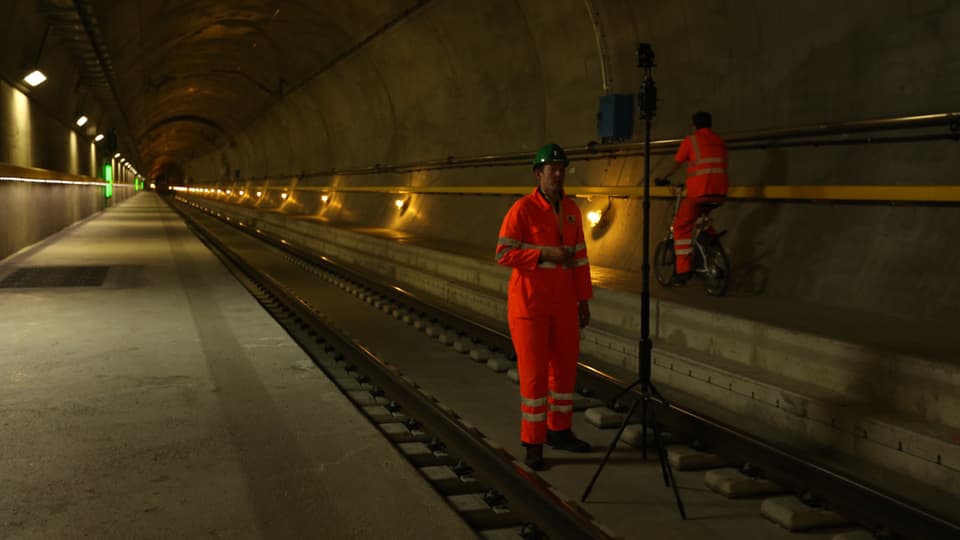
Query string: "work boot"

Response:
xmin=523 ymin=444 xmax=545 ymax=470
xmin=546 ymin=429 xmax=591 ymax=453
xmin=670 ymin=272 xmax=693 ymax=286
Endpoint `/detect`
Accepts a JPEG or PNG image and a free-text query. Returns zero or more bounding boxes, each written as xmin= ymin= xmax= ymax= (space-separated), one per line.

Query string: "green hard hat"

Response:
xmin=532 ymin=143 xmax=569 ymax=170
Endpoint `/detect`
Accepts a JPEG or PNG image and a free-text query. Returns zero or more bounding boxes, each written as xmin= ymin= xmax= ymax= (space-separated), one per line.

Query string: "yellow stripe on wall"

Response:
xmin=210 ymin=184 xmax=960 ymax=203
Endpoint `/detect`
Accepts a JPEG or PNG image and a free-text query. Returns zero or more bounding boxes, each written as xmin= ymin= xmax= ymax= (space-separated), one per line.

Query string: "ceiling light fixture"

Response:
xmin=23 ymin=70 xmax=47 ymax=87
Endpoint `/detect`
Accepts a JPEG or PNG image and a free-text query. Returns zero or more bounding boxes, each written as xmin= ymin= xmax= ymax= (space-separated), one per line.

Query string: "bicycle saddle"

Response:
xmin=700 ymin=201 xmax=723 ymax=212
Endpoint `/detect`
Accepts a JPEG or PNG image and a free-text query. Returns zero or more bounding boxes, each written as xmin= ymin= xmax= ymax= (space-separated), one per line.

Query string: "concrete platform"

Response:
xmin=0 ymin=193 xmax=476 ymax=539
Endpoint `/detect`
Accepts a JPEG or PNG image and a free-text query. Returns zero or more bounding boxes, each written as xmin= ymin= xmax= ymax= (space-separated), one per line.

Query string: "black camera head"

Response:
xmin=636 ymin=43 xmax=655 ymax=68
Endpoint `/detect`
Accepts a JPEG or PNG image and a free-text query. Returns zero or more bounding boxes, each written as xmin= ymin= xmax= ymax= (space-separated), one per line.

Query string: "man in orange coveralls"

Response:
xmin=660 ymin=111 xmax=729 ymax=284
xmin=495 ymin=143 xmax=592 ymax=471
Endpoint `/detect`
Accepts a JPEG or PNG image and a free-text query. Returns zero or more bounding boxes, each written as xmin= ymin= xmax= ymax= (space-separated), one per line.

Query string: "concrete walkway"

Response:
xmin=0 ymin=193 xmax=475 ymax=539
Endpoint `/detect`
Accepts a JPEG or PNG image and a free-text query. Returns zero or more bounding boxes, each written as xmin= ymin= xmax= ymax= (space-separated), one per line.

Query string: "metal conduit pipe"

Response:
xmin=242 ymin=112 xmax=960 ymax=181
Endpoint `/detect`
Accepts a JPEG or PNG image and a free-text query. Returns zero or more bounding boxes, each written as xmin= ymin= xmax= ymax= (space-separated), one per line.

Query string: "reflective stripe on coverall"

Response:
xmin=496 ymin=188 xmax=593 ymax=444
xmin=673 ymin=128 xmax=728 ymax=274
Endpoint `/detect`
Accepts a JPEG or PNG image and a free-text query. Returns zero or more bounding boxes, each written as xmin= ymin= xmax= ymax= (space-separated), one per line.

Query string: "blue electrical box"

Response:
xmin=597 ymin=94 xmax=634 ymax=139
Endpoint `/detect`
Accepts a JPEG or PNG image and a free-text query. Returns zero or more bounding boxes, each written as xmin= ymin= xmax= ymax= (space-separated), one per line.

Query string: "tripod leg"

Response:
xmin=581 ymin=398 xmax=640 ymax=502
xmin=640 ymin=394 xmax=649 ymax=460
xmin=651 ymin=407 xmax=686 ymax=519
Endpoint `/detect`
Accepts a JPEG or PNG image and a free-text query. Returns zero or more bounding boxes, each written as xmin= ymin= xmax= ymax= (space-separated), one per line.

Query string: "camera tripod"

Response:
xmin=580 ymin=44 xmax=686 ymax=520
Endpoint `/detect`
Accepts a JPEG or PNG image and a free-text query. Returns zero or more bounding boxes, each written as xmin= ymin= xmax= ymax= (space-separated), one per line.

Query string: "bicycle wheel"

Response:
xmin=703 ymin=240 xmax=730 ymax=296
xmin=654 ymin=239 xmax=675 ymax=286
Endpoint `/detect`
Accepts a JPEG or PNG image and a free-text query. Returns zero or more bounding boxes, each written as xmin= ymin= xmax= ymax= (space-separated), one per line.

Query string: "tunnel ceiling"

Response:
xmin=82 ymin=0 xmax=420 ymax=180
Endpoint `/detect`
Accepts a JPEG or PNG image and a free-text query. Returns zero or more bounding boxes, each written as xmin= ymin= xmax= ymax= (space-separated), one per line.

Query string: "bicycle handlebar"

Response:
xmin=654 ymin=177 xmax=685 ymax=190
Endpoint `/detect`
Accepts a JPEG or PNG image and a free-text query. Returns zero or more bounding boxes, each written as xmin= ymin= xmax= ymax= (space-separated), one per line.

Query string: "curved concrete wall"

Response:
xmin=0 ymin=2 xmax=128 ymax=261
xmin=180 ymin=1 xmax=957 ymax=325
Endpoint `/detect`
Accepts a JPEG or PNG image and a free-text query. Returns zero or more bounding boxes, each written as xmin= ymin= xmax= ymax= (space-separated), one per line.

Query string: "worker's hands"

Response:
xmin=578 ymin=300 xmax=591 ymax=328
xmin=540 ymin=246 xmax=575 ymax=265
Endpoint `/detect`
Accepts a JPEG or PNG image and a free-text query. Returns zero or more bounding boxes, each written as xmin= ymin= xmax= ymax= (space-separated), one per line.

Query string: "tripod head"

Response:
xmin=637 ymin=44 xmax=657 ymax=120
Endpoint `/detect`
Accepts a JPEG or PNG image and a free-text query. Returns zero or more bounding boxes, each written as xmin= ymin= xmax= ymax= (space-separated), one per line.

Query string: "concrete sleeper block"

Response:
xmin=761 ymin=495 xmax=850 ymax=531
xmin=469 ymin=347 xmax=491 ymax=362
xmin=487 ymin=355 xmax=511 ymax=372
xmin=667 ymin=445 xmax=729 ymax=470
xmin=622 ymin=425 xmax=671 ymax=447
xmin=704 ymin=468 xmax=785 ymax=498
xmin=584 ymin=407 xmax=625 ymax=428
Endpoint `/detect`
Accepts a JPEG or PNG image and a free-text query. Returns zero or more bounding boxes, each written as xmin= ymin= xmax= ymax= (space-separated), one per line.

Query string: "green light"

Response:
xmin=104 ymin=164 xmax=113 ymax=199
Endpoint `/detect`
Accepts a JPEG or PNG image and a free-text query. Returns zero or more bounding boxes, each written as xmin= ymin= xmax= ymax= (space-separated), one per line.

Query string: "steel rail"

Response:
xmin=189 ymin=182 xmax=960 ymax=204
xmin=169 ymin=197 xmax=615 ymax=540
xmin=222 ymin=112 xmax=960 ymax=181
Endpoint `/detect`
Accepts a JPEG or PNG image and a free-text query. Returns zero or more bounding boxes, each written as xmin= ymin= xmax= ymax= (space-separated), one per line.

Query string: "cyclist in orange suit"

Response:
xmin=495 ymin=143 xmax=593 ymax=471
xmin=661 ymin=111 xmax=729 ymax=284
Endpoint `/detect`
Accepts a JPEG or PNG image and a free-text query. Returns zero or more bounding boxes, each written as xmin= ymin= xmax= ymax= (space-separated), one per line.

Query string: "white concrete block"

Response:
xmin=452 ymin=338 xmax=471 ymax=353
xmin=667 ymin=445 xmax=729 ymax=470
xmin=506 ymin=368 xmax=519 ymax=383
xmin=346 ymin=391 xmax=387 ymax=406
xmin=585 ymin=407 xmax=625 ymax=428
xmin=487 ymin=355 xmax=511 ymax=372
xmin=380 ymin=423 xmax=420 ymax=442
xmin=705 ymin=468 xmax=785 ymax=498
xmin=469 ymin=347 xmax=491 ymax=362
xmin=420 ymin=465 xmax=459 ymax=489
xmin=572 ymin=395 xmax=603 ymax=411
xmin=761 ymin=495 xmax=850 ymax=531
xmin=398 ymin=442 xmax=432 ymax=460
xmin=332 ymin=377 xmax=363 ymax=391
xmin=438 ymin=332 xmax=455 ymax=345
xmin=362 ymin=406 xmax=403 ymax=423
xmin=622 ymin=424 xmax=670 ymax=447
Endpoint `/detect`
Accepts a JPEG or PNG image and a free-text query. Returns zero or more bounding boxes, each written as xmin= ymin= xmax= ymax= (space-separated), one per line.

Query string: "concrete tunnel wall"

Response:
xmin=185 ymin=1 xmax=960 ymax=327
xmin=0 ymin=2 xmax=134 ymax=261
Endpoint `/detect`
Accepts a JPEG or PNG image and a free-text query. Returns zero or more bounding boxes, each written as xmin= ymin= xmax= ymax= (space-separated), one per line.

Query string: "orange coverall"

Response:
xmin=673 ymin=128 xmax=728 ymax=273
xmin=496 ymin=188 xmax=593 ymax=445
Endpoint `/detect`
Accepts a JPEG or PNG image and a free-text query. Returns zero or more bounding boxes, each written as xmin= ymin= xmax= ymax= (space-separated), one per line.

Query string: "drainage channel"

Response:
xmin=170 ymin=198 xmax=616 ymax=540
xmin=173 ymin=196 xmax=960 ymax=540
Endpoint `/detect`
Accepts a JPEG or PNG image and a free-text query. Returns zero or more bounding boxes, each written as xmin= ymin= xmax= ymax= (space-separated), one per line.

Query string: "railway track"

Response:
xmin=170 ymin=195 xmax=960 ymax=540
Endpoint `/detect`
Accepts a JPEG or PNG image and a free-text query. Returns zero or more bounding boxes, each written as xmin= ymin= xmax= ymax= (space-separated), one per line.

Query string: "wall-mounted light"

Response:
xmin=113 ymin=152 xmax=121 ymax=159
xmin=281 ymin=192 xmax=288 ymax=200
xmin=587 ymin=210 xmax=603 ymax=228
xmin=226 ymin=189 xmax=232 ymax=195
xmin=256 ymin=191 xmax=262 ymax=197
xmin=394 ymin=194 xmax=411 ymax=216
xmin=75 ymin=115 xmax=88 ymax=127
xmin=94 ymin=134 xmax=104 ymax=142
xmin=23 ymin=70 xmax=47 ymax=87
xmin=321 ymin=194 xmax=329 ymax=203
xmin=587 ymin=197 xmax=614 ymax=238
xmin=238 ymin=190 xmax=245 ymax=196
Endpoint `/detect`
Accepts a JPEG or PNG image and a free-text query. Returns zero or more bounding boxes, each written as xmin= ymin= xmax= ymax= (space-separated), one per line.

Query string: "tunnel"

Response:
xmin=1 ymin=1 xmax=958 ymax=538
